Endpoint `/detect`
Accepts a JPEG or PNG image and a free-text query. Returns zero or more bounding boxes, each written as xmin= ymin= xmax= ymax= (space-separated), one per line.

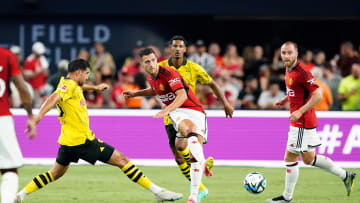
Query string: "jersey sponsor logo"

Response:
xmin=59 ymin=84 xmax=68 ymax=92
xmin=158 ymin=92 xmax=176 ymax=102
xmin=307 ymin=78 xmax=316 ymax=86
xmin=168 ymin=78 xmax=181 ymax=87
xmin=287 ymin=87 xmax=295 ymax=97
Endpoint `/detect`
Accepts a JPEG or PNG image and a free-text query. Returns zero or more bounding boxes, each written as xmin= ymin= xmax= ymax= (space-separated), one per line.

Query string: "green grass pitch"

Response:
xmin=5 ymin=165 xmax=360 ymax=202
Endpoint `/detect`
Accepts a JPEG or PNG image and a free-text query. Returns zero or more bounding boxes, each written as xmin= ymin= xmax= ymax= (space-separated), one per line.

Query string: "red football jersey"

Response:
xmin=0 ymin=47 xmax=22 ymax=116
xmin=147 ymin=66 xmax=205 ymax=113
xmin=285 ymin=62 xmax=319 ymax=128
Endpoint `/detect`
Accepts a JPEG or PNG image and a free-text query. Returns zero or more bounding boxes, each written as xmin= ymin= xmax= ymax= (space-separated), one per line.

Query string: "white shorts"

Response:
xmin=168 ymin=108 xmax=208 ymax=143
xmin=287 ymin=126 xmax=322 ymax=155
xmin=0 ymin=116 xmax=23 ymax=169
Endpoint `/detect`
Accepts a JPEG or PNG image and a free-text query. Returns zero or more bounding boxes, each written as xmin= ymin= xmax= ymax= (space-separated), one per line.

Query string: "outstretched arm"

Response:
xmin=34 ymin=92 xmax=62 ymax=124
xmin=274 ymin=95 xmax=288 ymax=108
xmin=123 ymin=87 xmax=156 ymax=99
xmin=208 ymin=80 xmax=234 ymax=118
xmin=82 ymin=83 xmax=109 ymax=91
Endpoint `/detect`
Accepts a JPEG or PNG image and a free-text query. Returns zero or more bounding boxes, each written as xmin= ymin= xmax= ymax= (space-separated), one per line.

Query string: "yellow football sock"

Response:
xmin=178 ymin=147 xmax=191 ymax=166
xmin=25 ymin=171 xmax=54 ymax=194
xmin=121 ymin=161 xmax=152 ymax=189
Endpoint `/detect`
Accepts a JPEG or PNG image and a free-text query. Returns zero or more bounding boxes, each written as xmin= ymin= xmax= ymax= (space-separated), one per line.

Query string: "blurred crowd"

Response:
xmin=8 ymin=40 xmax=360 ymax=111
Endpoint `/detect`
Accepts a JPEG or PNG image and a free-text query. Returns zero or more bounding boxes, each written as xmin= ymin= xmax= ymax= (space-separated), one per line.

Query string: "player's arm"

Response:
xmin=81 ymin=83 xmax=109 ymax=91
xmin=208 ymin=80 xmax=234 ymax=118
xmin=123 ymin=87 xmax=156 ymax=99
xmin=34 ymin=92 xmax=62 ymax=124
xmin=12 ymin=74 xmax=37 ymax=138
xmin=12 ymin=74 xmax=33 ymax=116
xmin=154 ymin=88 xmax=187 ymax=118
xmin=9 ymin=51 xmax=37 ymax=138
xmin=275 ymin=95 xmax=288 ymax=108
xmin=289 ymin=88 xmax=322 ymax=121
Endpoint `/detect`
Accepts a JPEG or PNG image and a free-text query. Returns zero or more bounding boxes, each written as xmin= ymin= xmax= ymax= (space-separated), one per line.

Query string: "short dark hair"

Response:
xmin=68 ymin=59 xmax=90 ymax=73
xmin=169 ymin=35 xmax=188 ymax=46
xmin=139 ymin=47 xmax=156 ymax=58
xmin=282 ymin=41 xmax=298 ymax=51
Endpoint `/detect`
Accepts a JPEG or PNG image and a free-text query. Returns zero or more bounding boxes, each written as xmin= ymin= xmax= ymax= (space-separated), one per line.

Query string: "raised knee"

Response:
xmin=303 ymin=158 xmax=314 ymax=165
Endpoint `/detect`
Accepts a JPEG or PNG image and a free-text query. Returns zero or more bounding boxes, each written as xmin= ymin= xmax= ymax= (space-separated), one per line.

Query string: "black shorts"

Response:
xmin=165 ymin=124 xmax=178 ymax=148
xmin=56 ymin=138 xmax=115 ymax=166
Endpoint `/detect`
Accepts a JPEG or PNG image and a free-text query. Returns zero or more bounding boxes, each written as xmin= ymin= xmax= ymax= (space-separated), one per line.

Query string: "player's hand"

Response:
xmin=96 ymin=83 xmax=109 ymax=91
xmin=224 ymin=102 xmax=234 ymax=119
xmin=123 ymin=91 xmax=136 ymax=99
xmin=153 ymin=109 xmax=169 ymax=119
xmin=289 ymin=110 xmax=303 ymax=121
xmin=275 ymin=99 xmax=286 ymax=108
xmin=24 ymin=116 xmax=37 ymax=139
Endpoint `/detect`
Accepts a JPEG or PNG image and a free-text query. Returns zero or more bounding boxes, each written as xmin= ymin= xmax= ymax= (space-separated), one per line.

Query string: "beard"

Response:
xmin=283 ymin=58 xmax=296 ymax=68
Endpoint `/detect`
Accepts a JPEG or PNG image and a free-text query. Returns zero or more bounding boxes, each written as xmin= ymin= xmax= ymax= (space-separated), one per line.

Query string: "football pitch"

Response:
xmin=10 ymin=165 xmax=360 ymax=203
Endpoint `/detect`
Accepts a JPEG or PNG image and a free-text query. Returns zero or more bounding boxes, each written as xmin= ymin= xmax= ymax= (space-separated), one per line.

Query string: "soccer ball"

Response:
xmin=243 ymin=172 xmax=266 ymax=194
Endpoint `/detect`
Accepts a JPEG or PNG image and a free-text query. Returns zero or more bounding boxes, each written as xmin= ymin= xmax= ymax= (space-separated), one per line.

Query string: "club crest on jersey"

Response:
xmin=159 ymin=84 xmax=165 ymax=91
xmin=168 ymin=78 xmax=180 ymax=87
xmin=59 ymin=84 xmax=68 ymax=92
xmin=288 ymin=78 xmax=293 ymax=86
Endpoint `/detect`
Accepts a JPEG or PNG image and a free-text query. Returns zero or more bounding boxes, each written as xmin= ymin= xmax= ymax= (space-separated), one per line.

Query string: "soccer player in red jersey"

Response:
xmin=0 ymin=47 xmax=36 ymax=203
xmin=124 ymin=48 xmax=211 ymax=203
xmin=267 ymin=42 xmax=356 ymax=203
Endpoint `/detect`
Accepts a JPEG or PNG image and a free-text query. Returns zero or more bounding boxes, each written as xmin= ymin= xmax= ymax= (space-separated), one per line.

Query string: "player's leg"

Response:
xmin=302 ymin=151 xmax=355 ymax=196
xmin=266 ymin=150 xmax=299 ymax=203
xmin=16 ymin=162 xmax=69 ymax=202
xmin=1 ymin=169 xmax=19 ymax=203
xmin=175 ymin=138 xmax=191 ymax=167
xmin=267 ymin=126 xmax=304 ymax=203
xmin=301 ymin=127 xmax=356 ymax=196
xmin=166 ymin=124 xmax=191 ymax=179
xmin=106 ymin=149 xmax=183 ymax=201
xmin=0 ymin=116 xmax=23 ymax=203
xmin=16 ymin=144 xmax=74 ymax=202
xmin=177 ymin=119 xmax=206 ymax=202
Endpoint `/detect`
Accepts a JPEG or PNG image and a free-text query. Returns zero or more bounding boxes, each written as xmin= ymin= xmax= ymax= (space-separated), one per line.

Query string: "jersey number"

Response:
xmin=0 ymin=78 xmax=6 ymax=98
xmin=57 ymin=103 xmax=64 ymax=117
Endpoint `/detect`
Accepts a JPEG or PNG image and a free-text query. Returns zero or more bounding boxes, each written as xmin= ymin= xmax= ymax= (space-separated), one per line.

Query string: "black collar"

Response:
xmin=288 ymin=61 xmax=300 ymax=73
xmin=168 ymin=57 xmax=187 ymax=69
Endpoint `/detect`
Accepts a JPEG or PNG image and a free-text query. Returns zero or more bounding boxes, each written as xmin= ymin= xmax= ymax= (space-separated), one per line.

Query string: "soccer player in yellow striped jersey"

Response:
xmin=158 ymin=35 xmax=234 ymax=202
xmin=16 ymin=59 xmax=182 ymax=202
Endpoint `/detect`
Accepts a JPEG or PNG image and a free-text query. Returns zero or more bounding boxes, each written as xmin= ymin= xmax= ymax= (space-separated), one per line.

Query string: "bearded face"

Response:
xmin=281 ymin=44 xmax=298 ymax=68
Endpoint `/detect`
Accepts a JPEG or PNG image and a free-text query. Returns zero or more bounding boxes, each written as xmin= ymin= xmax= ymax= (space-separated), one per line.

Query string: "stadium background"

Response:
xmin=1 ymin=0 xmax=359 ymax=165
xmin=1 ymin=1 xmax=360 ymax=202
xmin=1 ymin=0 xmax=360 ymax=71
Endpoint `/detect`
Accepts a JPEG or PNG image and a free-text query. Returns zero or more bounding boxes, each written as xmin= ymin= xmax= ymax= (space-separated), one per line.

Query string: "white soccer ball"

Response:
xmin=243 ymin=172 xmax=266 ymax=194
